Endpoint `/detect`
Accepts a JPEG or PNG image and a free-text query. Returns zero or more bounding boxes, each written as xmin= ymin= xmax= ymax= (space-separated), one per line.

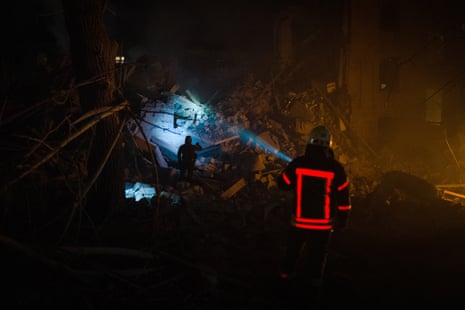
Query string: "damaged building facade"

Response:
xmin=2 ymin=3 xmax=465 ymax=308
xmin=345 ymin=0 xmax=465 ymax=182
xmin=125 ymin=1 xmax=465 ymax=205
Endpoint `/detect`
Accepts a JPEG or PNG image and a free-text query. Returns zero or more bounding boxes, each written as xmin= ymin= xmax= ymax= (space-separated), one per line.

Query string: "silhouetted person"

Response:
xmin=177 ymin=135 xmax=202 ymax=181
xmin=276 ymin=125 xmax=351 ymax=294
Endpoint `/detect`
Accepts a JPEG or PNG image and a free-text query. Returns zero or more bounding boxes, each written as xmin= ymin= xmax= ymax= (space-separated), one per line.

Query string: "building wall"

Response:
xmin=346 ymin=0 xmax=465 ymax=158
xmin=346 ymin=0 xmax=382 ymax=146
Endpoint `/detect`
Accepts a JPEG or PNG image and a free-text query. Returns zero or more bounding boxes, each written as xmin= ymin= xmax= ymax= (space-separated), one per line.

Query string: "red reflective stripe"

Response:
xmin=338 ymin=181 xmax=349 ymax=191
xmin=282 ymin=172 xmax=291 ymax=185
xmin=295 ymin=168 xmax=334 ymax=220
xmin=295 ymin=217 xmax=330 ymax=224
xmin=296 ymin=172 xmax=303 ymax=217
xmin=295 ymin=222 xmax=333 ymax=230
xmin=338 ymin=205 xmax=351 ymax=211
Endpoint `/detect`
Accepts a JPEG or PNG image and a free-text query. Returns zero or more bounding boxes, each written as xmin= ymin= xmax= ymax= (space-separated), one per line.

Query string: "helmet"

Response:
xmin=185 ymin=136 xmax=192 ymax=144
xmin=307 ymin=125 xmax=331 ymax=147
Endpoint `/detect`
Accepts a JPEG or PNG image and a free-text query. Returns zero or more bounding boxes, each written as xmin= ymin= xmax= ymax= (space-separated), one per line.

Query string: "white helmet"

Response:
xmin=307 ymin=125 xmax=331 ymax=147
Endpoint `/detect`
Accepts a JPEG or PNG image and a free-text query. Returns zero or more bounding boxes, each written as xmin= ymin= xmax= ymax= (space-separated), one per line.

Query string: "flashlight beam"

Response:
xmin=239 ymin=129 xmax=292 ymax=163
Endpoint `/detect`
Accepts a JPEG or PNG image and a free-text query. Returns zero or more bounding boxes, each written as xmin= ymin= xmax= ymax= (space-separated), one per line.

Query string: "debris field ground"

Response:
xmin=2 ymin=172 xmax=465 ymax=309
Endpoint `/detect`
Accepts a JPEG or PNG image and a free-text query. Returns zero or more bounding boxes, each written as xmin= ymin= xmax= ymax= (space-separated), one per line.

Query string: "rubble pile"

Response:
xmin=123 ymin=66 xmax=465 ymax=249
xmin=123 ymin=55 xmax=465 ymax=207
xmin=129 ymin=79 xmax=460 ymax=204
xmin=119 ymin=75 xmax=465 ymax=306
xmin=1 ymin=56 xmax=465 ymax=309
xmin=127 ymin=79 xmax=372 ymax=202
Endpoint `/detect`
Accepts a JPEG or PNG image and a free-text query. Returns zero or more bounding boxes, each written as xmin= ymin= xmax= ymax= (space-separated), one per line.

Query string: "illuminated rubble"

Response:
xmin=2 ymin=56 xmax=465 ymax=310
xmin=115 ymin=73 xmax=465 ymax=307
xmin=125 ymin=74 xmax=465 ymax=211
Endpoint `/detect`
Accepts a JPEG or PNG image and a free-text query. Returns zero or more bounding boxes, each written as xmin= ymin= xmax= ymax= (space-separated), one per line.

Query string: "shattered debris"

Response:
xmin=125 ymin=182 xmax=156 ymax=202
xmin=122 ymin=71 xmax=465 ymax=214
xmin=221 ymin=178 xmax=247 ymax=200
xmin=2 ymin=55 xmax=465 ymax=310
xmin=436 ymin=184 xmax=465 ymax=205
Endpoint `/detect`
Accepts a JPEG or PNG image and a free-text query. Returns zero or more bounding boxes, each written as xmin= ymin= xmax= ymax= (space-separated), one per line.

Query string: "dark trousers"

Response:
xmin=281 ymin=226 xmax=332 ymax=281
xmin=179 ymin=162 xmax=194 ymax=180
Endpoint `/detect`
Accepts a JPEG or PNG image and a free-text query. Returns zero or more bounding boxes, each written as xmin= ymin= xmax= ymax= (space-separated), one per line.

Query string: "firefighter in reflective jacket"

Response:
xmin=276 ymin=125 xmax=351 ymax=289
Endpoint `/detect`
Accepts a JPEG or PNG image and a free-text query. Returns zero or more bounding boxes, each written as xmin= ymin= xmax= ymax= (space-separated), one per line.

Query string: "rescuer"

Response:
xmin=276 ymin=125 xmax=351 ymax=293
xmin=177 ymin=135 xmax=202 ymax=181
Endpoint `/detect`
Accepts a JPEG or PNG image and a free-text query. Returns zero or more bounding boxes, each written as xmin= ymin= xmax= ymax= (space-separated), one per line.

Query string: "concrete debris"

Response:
xmin=221 ymin=178 xmax=247 ymax=200
xmin=436 ymin=184 xmax=465 ymax=205
xmin=441 ymin=189 xmax=465 ymax=204
xmin=125 ymin=182 xmax=156 ymax=202
xmin=124 ymin=73 xmax=464 ymax=216
xmin=159 ymin=190 xmax=182 ymax=206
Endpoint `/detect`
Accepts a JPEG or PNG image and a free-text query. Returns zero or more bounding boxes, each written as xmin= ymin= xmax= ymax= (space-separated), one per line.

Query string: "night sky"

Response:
xmin=2 ymin=1 xmax=341 ymax=64
xmin=4 ymin=1 xmax=463 ymax=71
xmin=0 ymin=0 xmax=342 ymax=109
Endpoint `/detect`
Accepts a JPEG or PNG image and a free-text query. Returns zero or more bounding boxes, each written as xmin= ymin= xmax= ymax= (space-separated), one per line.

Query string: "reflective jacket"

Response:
xmin=277 ymin=144 xmax=351 ymax=231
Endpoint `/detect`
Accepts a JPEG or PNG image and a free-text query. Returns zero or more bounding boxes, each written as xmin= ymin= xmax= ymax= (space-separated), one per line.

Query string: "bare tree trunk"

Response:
xmin=63 ymin=0 xmax=124 ymax=225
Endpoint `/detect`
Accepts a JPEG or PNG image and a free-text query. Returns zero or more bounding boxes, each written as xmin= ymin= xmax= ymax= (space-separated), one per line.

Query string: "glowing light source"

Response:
xmin=129 ymin=92 xmax=293 ymax=166
xmin=128 ymin=94 xmax=208 ymax=162
xmin=239 ymin=129 xmax=292 ymax=163
xmin=115 ymin=55 xmax=125 ymax=64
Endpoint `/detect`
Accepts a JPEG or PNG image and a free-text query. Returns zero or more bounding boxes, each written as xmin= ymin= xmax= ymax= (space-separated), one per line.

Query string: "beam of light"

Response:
xmin=239 ymin=129 xmax=293 ymax=163
xmin=185 ymin=89 xmax=202 ymax=106
xmin=130 ymin=94 xmax=210 ymax=162
xmin=131 ymin=92 xmax=293 ymax=165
